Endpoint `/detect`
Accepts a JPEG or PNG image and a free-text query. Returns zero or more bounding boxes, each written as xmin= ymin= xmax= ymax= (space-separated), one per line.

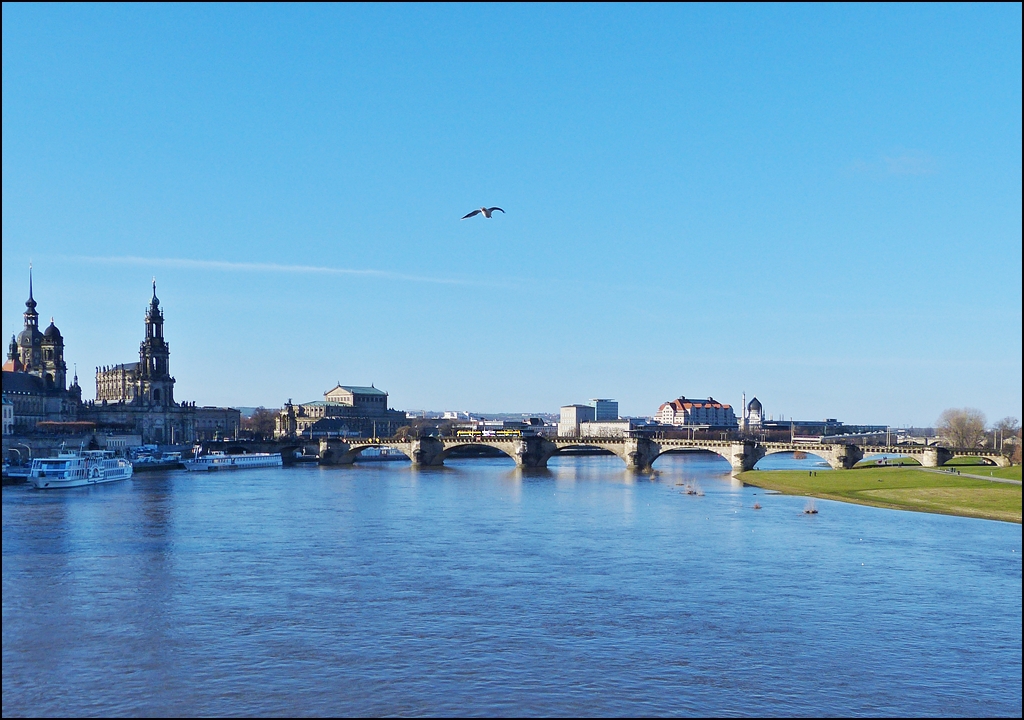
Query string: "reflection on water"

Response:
xmin=3 ymin=453 xmax=1021 ymax=716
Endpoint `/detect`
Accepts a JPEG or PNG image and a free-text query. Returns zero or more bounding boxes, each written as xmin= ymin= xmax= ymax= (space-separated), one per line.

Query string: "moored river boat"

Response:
xmin=184 ymin=450 xmax=283 ymax=472
xmin=30 ymin=450 xmax=133 ymax=489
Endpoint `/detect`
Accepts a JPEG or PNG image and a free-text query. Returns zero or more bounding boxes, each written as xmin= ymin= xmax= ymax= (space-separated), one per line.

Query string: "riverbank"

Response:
xmin=737 ymin=466 xmax=1022 ymax=523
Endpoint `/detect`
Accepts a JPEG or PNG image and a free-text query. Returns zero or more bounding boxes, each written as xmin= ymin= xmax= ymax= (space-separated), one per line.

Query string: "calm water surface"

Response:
xmin=3 ymin=453 xmax=1021 ymax=717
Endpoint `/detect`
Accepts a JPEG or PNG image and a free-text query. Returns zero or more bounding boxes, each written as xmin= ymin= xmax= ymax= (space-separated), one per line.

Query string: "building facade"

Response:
xmin=656 ymin=396 xmax=737 ymax=428
xmin=2 ymin=393 xmax=13 ymax=436
xmin=738 ymin=393 xmax=764 ymax=432
xmin=558 ymin=404 xmax=596 ymax=437
xmin=276 ymin=385 xmax=406 ymax=439
xmin=578 ymin=419 xmax=639 ymax=438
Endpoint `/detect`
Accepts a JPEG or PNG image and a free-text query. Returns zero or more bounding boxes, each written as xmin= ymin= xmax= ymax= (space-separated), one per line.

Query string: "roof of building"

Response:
xmin=2 ymin=351 xmax=24 ymax=372
xmin=44 ymin=319 xmax=62 ymax=340
xmin=660 ymin=396 xmax=733 ymax=412
xmin=325 ymin=384 xmax=387 ymax=396
xmin=747 ymin=397 xmax=762 ymax=411
xmin=99 ymin=363 xmax=140 ymax=373
xmin=2 ymin=370 xmax=47 ymax=395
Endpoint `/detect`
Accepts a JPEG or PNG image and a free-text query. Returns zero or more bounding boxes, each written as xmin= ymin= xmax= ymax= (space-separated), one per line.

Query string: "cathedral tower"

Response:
xmin=41 ymin=317 xmax=67 ymax=390
xmin=16 ymin=266 xmax=44 ymax=374
xmin=138 ymin=280 xmax=175 ymax=406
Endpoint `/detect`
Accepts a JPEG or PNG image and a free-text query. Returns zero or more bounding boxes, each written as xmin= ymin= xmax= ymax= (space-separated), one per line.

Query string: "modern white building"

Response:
xmin=559 ymin=404 xmax=596 ymax=437
xmin=656 ymin=396 xmax=737 ymax=428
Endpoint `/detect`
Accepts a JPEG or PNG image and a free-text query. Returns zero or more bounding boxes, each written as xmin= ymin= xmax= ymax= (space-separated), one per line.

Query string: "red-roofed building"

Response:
xmin=656 ymin=396 xmax=737 ymax=428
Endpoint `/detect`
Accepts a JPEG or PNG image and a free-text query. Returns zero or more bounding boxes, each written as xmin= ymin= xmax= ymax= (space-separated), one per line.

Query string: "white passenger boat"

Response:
xmin=183 ymin=450 xmax=283 ymax=472
xmin=30 ymin=450 xmax=133 ymax=489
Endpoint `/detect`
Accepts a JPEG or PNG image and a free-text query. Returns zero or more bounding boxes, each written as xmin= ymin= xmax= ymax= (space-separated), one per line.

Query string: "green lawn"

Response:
xmin=737 ymin=466 xmax=1022 ymax=523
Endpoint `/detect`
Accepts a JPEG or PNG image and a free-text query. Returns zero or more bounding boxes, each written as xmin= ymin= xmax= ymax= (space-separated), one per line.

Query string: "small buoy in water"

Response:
xmin=753 ymin=502 xmax=762 ymax=510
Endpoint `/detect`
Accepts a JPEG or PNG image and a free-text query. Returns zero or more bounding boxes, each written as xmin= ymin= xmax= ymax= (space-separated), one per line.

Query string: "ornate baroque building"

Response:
xmin=3 ymin=273 xmax=239 ymax=444
xmin=96 ymin=281 xmax=175 ymax=406
xmin=2 ymin=269 xmax=82 ymax=434
xmin=87 ymin=281 xmax=238 ymax=443
xmin=276 ymin=384 xmax=406 ymax=439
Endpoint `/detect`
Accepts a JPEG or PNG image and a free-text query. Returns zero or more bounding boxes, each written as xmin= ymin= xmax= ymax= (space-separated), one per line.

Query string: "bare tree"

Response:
xmin=937 ymin=408 xmax=987 ymax=448
xmin=242 ymin=407 xmax=279 ymax=440
xmin=993 ymin=416 xmax=1021 ymax=464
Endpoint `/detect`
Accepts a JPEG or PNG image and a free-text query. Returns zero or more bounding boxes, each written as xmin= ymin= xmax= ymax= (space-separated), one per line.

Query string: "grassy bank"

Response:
xmin=737 ymin=466 xmax=1022 ymax=523
xmin=929 ymin=465 xmax=1022 ymax=481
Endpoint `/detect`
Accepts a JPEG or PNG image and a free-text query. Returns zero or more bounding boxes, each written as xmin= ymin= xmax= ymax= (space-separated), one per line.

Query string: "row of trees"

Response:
xmin=937 ymin=408 xmax=1021 ymax=464
xmin=240 ymin=407 xmax=279 ymax=440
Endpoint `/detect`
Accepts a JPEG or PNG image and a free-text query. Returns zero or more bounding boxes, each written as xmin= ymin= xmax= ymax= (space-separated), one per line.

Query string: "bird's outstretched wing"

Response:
xmin=461 ymin=209 xmax=481 ymax=219
xmin=487 ymin=207 xmax=505 ymax=214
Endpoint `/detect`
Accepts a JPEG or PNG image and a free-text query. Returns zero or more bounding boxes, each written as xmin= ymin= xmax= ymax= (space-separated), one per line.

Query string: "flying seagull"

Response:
xmin=461 ymin=206 xmax=505 ymax=220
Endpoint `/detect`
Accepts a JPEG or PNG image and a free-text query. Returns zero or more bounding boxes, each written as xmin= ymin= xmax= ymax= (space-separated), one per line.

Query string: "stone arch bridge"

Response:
xmin=310 ymin=436 xmax=1009 ymax=473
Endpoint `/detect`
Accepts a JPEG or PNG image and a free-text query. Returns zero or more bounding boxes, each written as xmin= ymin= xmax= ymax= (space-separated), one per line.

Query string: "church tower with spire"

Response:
xmin=138 ymin=279 xmax=175 ymax=406
xmin=16 ymin=265 xmax=44 ymax=375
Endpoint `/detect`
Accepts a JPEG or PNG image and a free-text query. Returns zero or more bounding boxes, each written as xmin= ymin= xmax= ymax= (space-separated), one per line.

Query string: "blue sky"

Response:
xmin=3 ymin=3 xmax=1021 ymax=425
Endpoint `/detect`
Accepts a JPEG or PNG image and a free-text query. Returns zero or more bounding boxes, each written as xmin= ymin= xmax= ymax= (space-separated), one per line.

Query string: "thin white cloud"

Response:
xmin=882 ymin=150 xmax=938 ymax=176
xmin=60 ymin=255 xmax=514 ymax=288
xmin=849 ymin=149 xmax=939 ymax=177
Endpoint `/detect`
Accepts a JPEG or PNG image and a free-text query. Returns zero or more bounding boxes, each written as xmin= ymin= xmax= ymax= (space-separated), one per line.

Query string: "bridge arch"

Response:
xmin=325 ymin=439 xmax=410 ymax=464
xmin=551 ymin=444 xmax=618 ymax=457
xmin=753 ymin=447 xmax=833 ymax=469
xmin=435 ymin=441 xmax=517 ymax=464
xmin=947 ymin=454 xmax=1001 ymax=466
xmin=859 ymin=450 xmax=919 ymax=466
xmin=650 ymin=447 xmax=732 ymax=468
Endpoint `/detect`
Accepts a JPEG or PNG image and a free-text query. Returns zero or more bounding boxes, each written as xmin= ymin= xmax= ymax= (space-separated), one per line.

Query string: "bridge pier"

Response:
xmin=511 ymin=436 xmax=557 ymax=468
xmin=622 ymin=437 xmax=660 ymax=471
xmin=409 ymin=437 xmax=445 ymax=467
xmin=921 ymin=446 xmax=953 ymax=467
xmin=318 ymin=438 xmax=356 ymax=465
xmin=724 ymin=441 xmax=766 ymax=473
xmin=827 ymin=444 xmax=864 ymax=470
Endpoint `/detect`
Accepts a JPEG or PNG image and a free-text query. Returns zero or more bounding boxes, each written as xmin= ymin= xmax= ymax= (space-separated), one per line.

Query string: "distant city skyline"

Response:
xmin=3 ymin=4 xmax=1021 ymax=426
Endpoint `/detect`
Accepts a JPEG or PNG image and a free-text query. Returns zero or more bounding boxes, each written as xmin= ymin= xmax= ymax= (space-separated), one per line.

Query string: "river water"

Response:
xmin=3 ymin=452 xmax=1021 ymax=717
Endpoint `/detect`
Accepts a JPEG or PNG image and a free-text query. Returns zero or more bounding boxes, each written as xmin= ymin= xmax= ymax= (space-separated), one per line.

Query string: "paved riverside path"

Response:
xmin=917 ymin=467 xmax=1022 ymax=486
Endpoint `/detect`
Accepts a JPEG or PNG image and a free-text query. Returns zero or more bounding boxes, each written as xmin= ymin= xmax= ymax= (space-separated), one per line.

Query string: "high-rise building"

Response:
xmin=591 ymin=399 xmax=619 ymax=421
